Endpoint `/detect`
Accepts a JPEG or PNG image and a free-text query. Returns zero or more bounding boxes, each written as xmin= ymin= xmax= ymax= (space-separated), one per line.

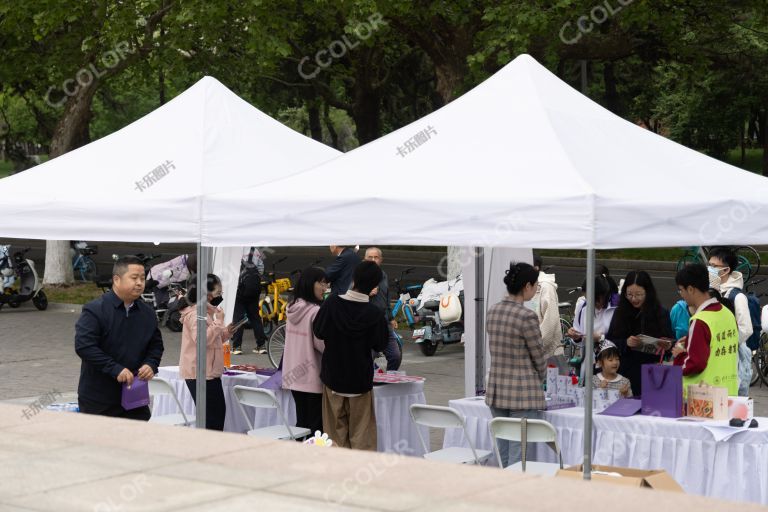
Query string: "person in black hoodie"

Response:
xmin=313 ymin=260 xmax=389 ymax=450
xmin=606 ymin=270 xmax=674 ymax=396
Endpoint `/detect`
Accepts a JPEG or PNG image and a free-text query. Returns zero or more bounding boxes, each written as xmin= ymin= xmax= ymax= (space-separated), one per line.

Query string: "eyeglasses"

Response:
xmin=676 ymin=289 xmax=684 ymax=296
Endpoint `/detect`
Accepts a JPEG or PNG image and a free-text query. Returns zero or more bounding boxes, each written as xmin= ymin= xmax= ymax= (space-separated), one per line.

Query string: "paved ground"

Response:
xmin=1 ymin=302 xmax=767 ymax=452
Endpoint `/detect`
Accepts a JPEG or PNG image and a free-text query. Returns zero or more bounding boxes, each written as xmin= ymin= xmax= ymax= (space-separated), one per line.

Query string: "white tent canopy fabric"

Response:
xmin=0 ymin=77 xmax=339 ymax=242
xmin=203 ymin=54 xmax=768 ymax=249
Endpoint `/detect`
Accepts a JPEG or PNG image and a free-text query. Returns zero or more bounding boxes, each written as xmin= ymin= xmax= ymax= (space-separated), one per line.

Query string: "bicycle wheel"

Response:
xmin=82 ymin=258 xmax=98 ymax=282
xmin=734 ymin=246 xmax=760 ymax=283
xmin=267 ymin=322 xmax=286 ymax=368
xmin=758 ymin=333 xmax=768 ymax=386
xmin=260 ymin=302 xmax=274 ymax=337
xmin=676 ymin=249 xmax=702 ymax=272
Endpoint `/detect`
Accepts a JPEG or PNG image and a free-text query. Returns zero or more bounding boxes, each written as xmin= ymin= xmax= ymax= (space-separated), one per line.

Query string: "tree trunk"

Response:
xmin=323 ymin=102 xmax=339 ymax=150
xmin=307 ymin=102 xmax=323 ymax=142
xmin=350 ymin=89 xmax=381 ymax=144
xmin=761 ymin=110 xmax=768 ymax=176
xmin=44 ymin=82 xmax=98 ymax=285
xmin=602 ymin=61 xmax=622 ymax=116
xmin=446 ymin=246 xmax=463 ymax=280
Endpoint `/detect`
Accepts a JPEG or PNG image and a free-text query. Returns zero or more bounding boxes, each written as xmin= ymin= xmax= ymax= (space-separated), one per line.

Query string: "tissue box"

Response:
xmin=557 ymin=376 xmax=570 ymax=397
xmin=594 ymin=388 xmax=610 ymax=401
xmin=566 ymin=379 xmax=577 ymax=396
xmin=728 ymin=396 xmax=754 ymax=421
xmin=546 ymin=367 xmax=559 ymax=397
xmin=607 ymin=389 xmax=621 ymax=404
xmin=574 ymin=387 xmax=585 ymax=407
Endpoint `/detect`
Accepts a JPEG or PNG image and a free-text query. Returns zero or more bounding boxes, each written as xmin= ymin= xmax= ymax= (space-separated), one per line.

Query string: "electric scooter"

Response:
xmin=0 ymin=246 xmax=47 ymax=311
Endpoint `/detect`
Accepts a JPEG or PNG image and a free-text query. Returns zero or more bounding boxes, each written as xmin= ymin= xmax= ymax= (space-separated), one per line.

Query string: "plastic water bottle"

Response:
xmin=223 ymin=341 xmax=231 ymax=368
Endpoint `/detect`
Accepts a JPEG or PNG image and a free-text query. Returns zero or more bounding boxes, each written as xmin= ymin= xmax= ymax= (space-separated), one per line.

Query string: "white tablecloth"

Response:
xmin=152 ymin=366 xmax=427 ymax=456
xmin=442 ymin=397 xmax=768 ymax=505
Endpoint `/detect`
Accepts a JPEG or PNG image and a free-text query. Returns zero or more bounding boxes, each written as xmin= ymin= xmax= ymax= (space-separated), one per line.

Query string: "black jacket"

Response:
xmin=326 ymin=248 xmax=361 ymax=296
xmin=313 ymin=294 xmax=389 ymax=394
xmin=606 ymin=304 xmax=673 ymax=397
xmin=75 ymin=291 xmax=164 ymax=406
xmin=369 ymin=271 xmax=392 ymax=321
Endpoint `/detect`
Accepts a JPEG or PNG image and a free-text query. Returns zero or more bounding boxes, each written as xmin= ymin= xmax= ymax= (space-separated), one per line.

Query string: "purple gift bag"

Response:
xmin=640 ymin=364 xmax=683 ymax=418
xmin=121 ymin=378 xmax=149 ymax=410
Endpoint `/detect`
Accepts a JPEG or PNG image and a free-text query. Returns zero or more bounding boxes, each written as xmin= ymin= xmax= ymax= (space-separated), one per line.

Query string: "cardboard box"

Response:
xmin=687 ymin=385 xmax=728 ymax=420
xmin=728 ymin=396 xmax=754 ymax=421
xmin=557 ymin=376 xmax=570 ymax=397
xmin=607 ymin=389 xmax=621 ymax=404
xmin=556 ymin=465 xmax=684 ymax=492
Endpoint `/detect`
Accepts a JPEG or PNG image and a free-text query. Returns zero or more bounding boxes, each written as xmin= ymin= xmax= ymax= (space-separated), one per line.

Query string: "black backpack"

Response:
xmin=238 ymin=247 xmax=262 ymax=299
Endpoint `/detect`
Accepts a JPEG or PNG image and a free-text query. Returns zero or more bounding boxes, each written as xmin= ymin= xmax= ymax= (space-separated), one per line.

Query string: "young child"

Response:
xmin=593 ymin=340 xmax=632 ymax=397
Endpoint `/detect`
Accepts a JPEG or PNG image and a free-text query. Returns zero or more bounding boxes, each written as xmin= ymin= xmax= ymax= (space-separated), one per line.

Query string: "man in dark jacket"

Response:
xmin=75 ymin=256 xmax=164 ymax=420
xmin=365 ymin=247 xmax=401 ymax=371
xmin=326 ymin=245 xmax=360 ymax=296
xmin=313 ymin=261 xmax=389 ymax=450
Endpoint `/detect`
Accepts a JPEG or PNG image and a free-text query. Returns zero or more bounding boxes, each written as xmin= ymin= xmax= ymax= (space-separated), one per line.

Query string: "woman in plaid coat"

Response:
xmin=486 ymin=262 xmax=547 ymax=467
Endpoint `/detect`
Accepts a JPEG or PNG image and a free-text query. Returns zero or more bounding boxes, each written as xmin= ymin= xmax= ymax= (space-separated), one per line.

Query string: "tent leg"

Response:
xmin=195 ymin=244 xmax=211 ymax=429
xmin=583 ymin=249 xmax=596 ymax=480
xmin=474 ymin=247 xmax=485 ymax=395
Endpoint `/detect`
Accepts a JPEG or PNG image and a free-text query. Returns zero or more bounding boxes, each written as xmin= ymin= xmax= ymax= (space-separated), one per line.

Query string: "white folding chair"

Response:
xmin=148 ymin=377 xmax=195 ymax=427
xmin=409 ymin=404 xmax=492 ymax=465
xmin=489 ymin=417 xmax=563 ymax=476
xmin=233 ymin=385 xmax=311 ymax=440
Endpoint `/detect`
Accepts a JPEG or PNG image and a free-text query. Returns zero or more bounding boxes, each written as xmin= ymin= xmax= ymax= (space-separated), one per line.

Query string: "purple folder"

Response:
xmin=640 ymin=364 xmax=683 ymax=418
xmin=258 ymin=369 xmax=283 ymax=391
xmin=600 ymin=398 xmax=642 ymax=417
xmin=121 ymin=379 xmax=149 ymax=410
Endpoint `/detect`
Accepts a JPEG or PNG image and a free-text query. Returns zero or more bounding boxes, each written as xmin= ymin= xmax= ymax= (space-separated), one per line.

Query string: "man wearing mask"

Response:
xmin=326 ymin=245 xmax=360 ymax=296
xmin=365 ymin=247 xmax=401 ymax=371
xmin=75 ymin=256 xmax=164 ymax=420
xmin=708 ymin=247 xmax=753 ymax=395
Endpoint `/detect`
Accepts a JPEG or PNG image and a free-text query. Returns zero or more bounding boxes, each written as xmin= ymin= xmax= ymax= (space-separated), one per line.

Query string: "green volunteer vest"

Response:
xmin=682 ymin=308 xmax=739 ymax=396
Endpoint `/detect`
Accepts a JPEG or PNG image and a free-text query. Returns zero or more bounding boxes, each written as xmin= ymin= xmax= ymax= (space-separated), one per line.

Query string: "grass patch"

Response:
xmin=540 ymin=248 xmax=686 ymax=262
xmin=44 ymin=283 xmax=103 ymax=305
xmin=725 ymin=148 xmax=764 ymax=174
xmin=0 ymin=160 xmax=12 ymax=179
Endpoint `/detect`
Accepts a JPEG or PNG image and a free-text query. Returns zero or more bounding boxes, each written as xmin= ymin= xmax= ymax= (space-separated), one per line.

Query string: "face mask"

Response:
xmin=706 ymin=266 xmax=722 ymax=291
xmin=210 ymin=296 xmax=223 ymax=307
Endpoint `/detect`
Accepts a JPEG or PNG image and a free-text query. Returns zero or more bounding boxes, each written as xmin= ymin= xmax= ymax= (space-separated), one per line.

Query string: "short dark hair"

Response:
xmin=113 ymin=256 xmax=144 ymax=277
xmin=533 ymin=253 xmax=543 ymax=269
xmin=503 ymin=262 xmax=539 ymax=295
xmin=292 ymin=267 xmax=327 ymax=306
xmin=598 ymin=346 xmax=621 ymax=362
xmin=352 ymin=261 xmax=382 ymax=295
xmin=675 ymin=263 xmax=709 ymax=292
xmin=708 ymin=246 xmax=738 ymax=273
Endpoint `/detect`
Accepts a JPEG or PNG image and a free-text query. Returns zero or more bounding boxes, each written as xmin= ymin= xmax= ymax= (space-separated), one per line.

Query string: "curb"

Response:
xmin=47 ymin=303 xmax=83 ymax=312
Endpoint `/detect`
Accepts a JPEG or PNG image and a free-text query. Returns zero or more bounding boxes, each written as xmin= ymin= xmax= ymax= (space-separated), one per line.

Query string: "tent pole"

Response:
xmin=195 ymin=243 xmax=210 ymax=429
xmin=583 ymin=249 xmax=596 ymax=480
xmin=474 ymin=247 xmax=485 ymax=395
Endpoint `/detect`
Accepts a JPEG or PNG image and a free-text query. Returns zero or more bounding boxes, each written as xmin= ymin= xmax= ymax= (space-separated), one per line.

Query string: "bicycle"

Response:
xmin=676 ymin=246 xmax=761 ymax=283
xmin=257 ymin=256 xmax=292 ymax=337
xmin=751 ymin=332 xmax=768 ymax=387
xmin=71 ymin=241 xmax=98 ymax=282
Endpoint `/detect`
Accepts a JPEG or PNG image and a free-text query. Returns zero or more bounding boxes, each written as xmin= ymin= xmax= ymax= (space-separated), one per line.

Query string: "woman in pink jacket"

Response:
xmin=282 ymin=267 xmax=328 ymax=435
xmin=179 ymin=274 xmax=234 ymax=430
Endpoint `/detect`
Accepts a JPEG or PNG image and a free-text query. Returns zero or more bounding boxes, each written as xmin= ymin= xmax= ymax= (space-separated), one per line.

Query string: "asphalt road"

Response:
xmin=4 ymin=238 xmax=690 ymax=308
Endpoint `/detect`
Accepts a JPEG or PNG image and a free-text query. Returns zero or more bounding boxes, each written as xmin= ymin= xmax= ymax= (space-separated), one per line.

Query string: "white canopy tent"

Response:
xmin=0 ymin=76 xmax=341 ymax=430
xmin=203 ymin=54 xmax=768 ymax=248
xmin=0 ymin=77 xmax=339 ymax=241
xmin=203 ymin=54 xmax=768 ymax=477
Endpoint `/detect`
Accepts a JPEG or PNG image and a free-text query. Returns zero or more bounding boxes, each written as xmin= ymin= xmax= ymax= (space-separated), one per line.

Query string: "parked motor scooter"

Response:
xmin=0 ymin=246 xmax=47 ymax=311
xmin=412 ymin=275 xmax=464 ymax=356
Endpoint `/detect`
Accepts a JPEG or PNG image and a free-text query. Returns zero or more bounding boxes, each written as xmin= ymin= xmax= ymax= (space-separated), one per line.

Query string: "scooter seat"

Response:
xmin=421 ymin=299 xmax=439 ymax=311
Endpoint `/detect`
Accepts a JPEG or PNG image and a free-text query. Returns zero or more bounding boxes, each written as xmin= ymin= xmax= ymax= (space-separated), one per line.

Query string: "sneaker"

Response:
xmin=253 ymin=347 xmax=267 ymax=354
xmin=231 ymin=349 xmax=243 ymax=355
